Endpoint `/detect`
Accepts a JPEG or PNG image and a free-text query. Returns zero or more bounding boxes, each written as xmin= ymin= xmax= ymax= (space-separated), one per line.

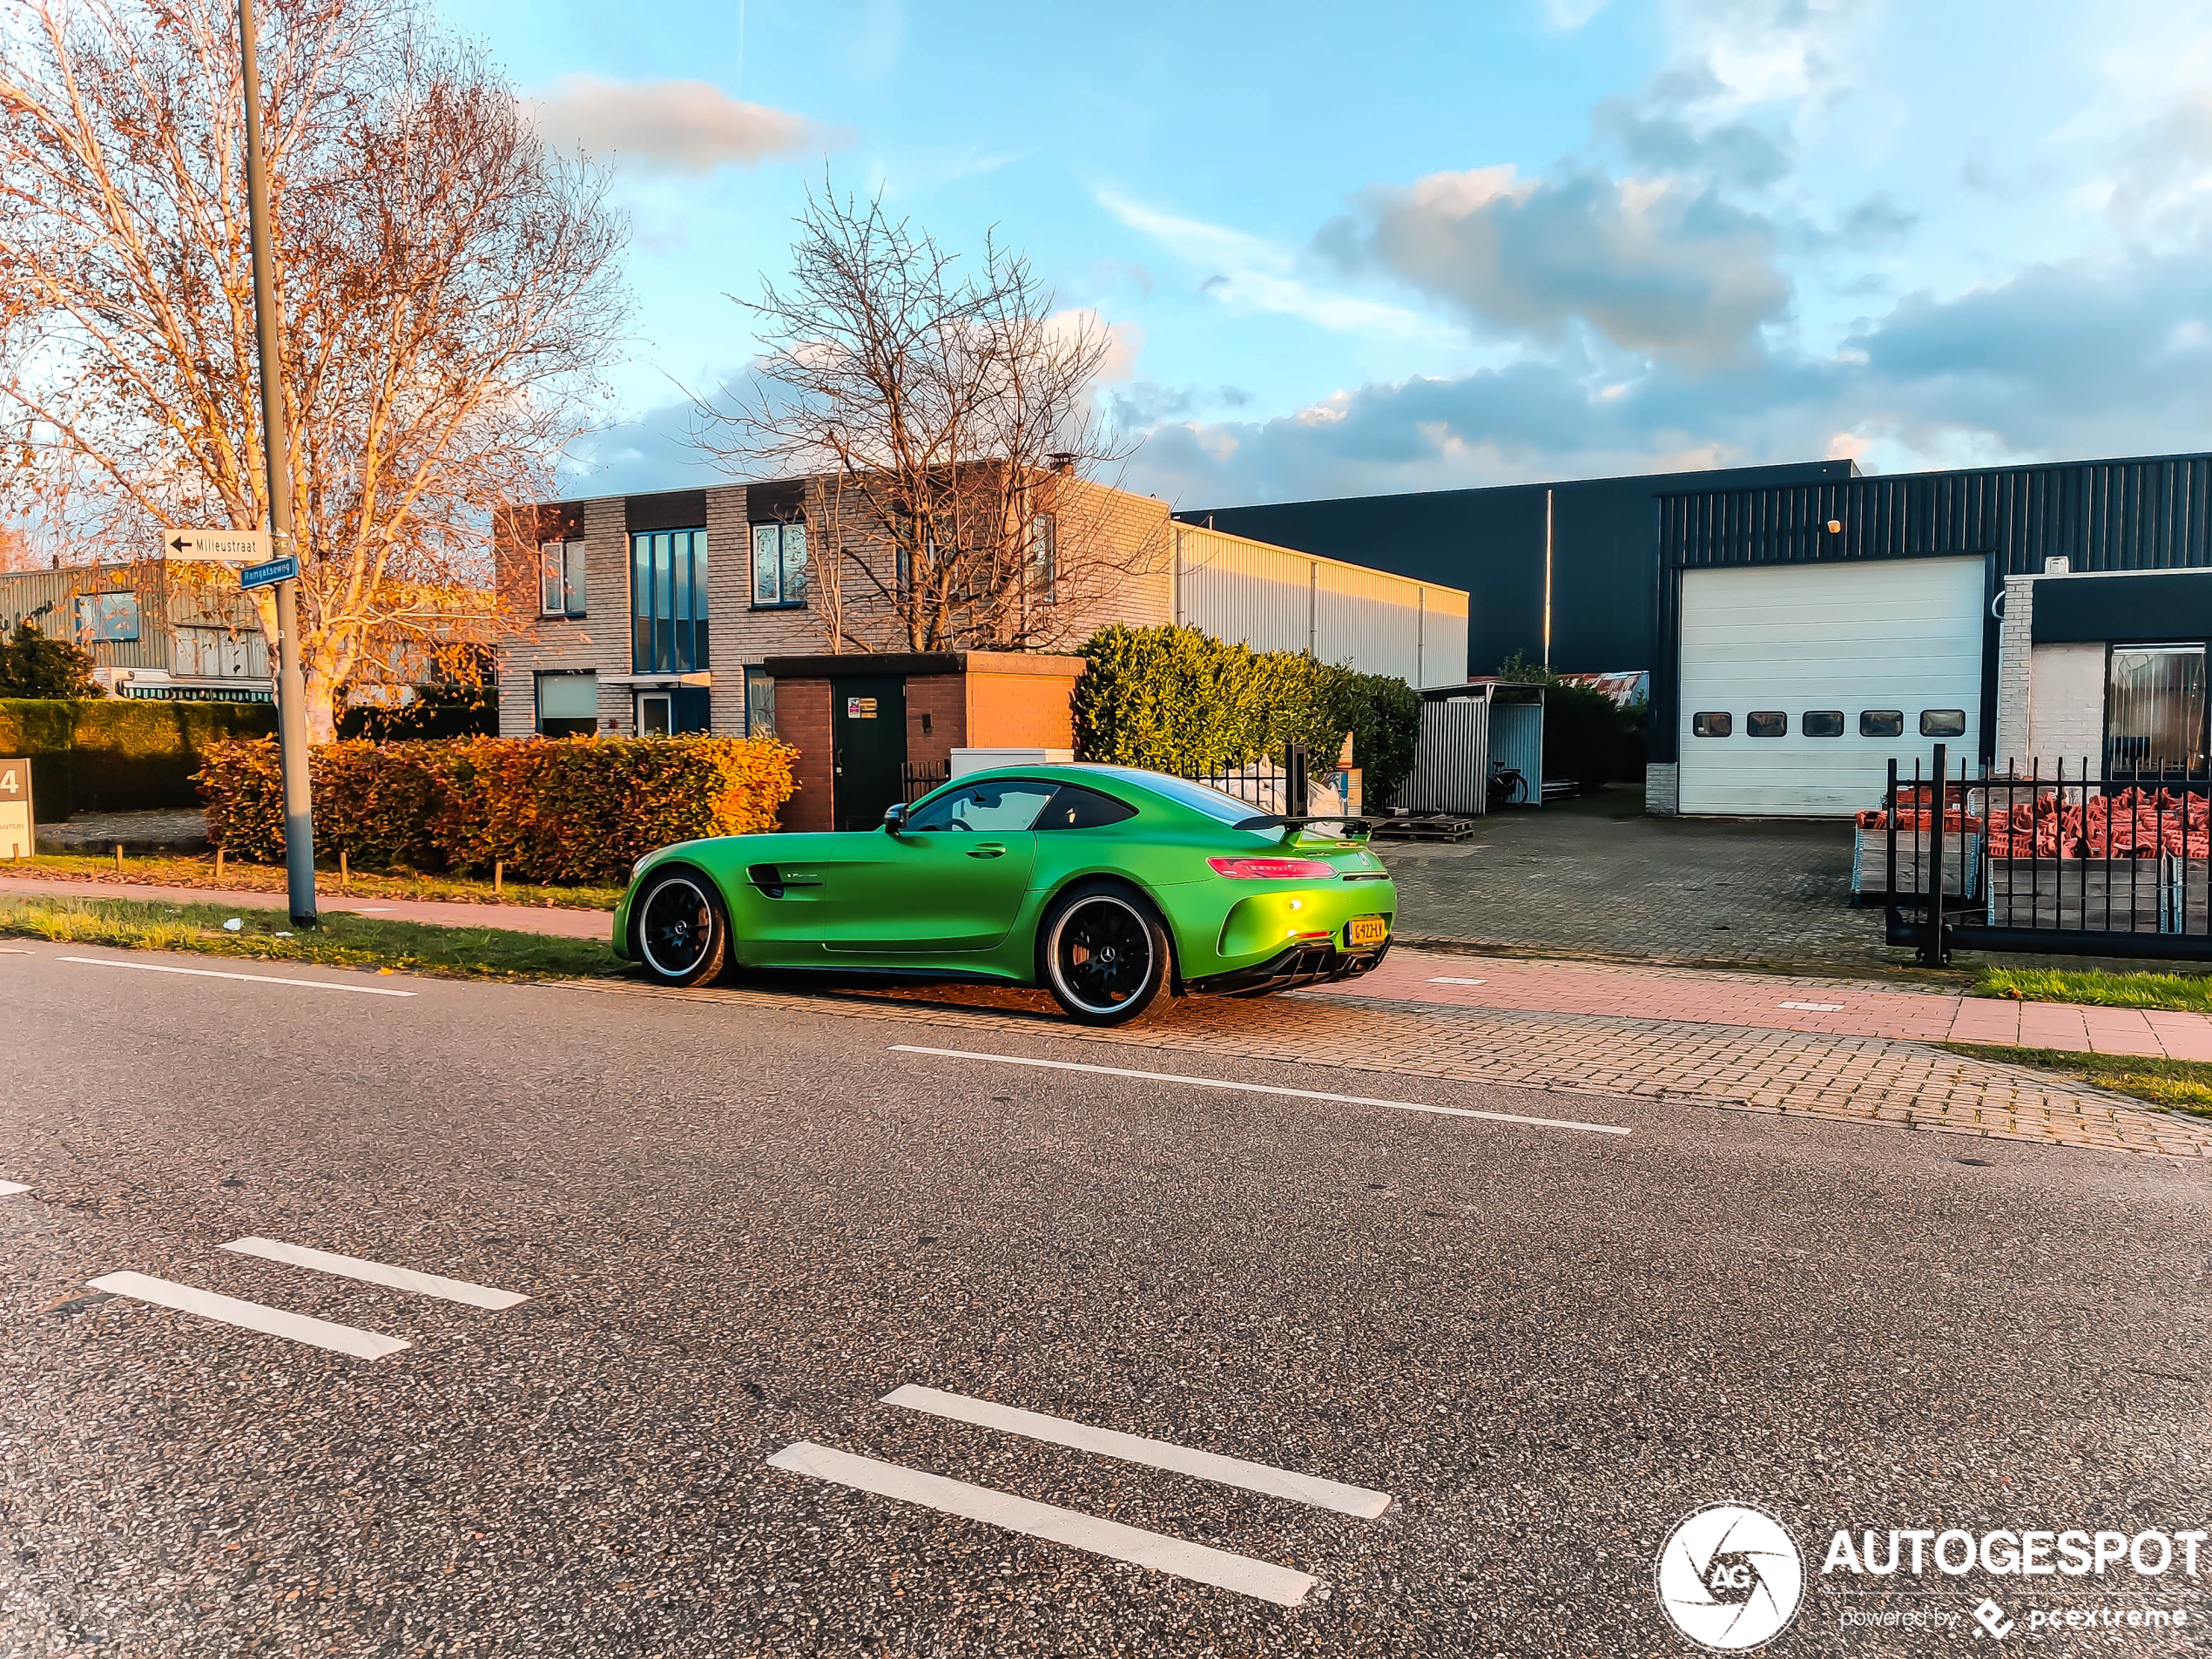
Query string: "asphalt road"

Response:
xmin=2 ymin=945 xmax=2209 ymax=1656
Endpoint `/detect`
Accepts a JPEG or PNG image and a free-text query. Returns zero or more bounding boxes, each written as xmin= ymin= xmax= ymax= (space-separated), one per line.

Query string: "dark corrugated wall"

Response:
xmin=1186 ymin=459 xmax=1853 ymax=679
xmin=1651 ymin=451 xmax=2212 ymax=765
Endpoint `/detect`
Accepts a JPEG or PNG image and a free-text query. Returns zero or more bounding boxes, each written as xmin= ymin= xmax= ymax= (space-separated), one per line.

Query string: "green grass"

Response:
xmin=1975 ymin=964 xmax=2212 ymax=1015
xmin=1938 ymin=1041 xmax=2212 ymax=1119
xmin=9 ymin=853 xmax=620 ymax=911
xmin=0 ymin=894 xmax=622 ymax=981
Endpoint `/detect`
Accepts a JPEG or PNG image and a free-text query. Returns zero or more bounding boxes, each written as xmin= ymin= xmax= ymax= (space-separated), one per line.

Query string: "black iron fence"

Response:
xmin=1878 ymin=747 xmax=2212 ymax=963
xmin=1181 ymin=742 xmax=1312 ymax=817
xmin=900 ymin=759 xmax=950 ymax=804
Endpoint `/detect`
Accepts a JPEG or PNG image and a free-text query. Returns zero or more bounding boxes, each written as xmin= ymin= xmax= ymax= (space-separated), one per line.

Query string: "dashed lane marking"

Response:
xmin=85 ymin=1271 xmax=410 ymax=1360
xmin=219 ymin=1237 xmax=528 ymax=1310
xmin=889 ymin=1043 xmax=1631 ymax=1137
xmin=0 ymin=1181 xmax=28 ymax=1197
xmin=883 ymin=1385 xmax=1390 ymax=1518
xmin=56 ymin=956 xmax=416 ymax=996
xmin=765 ymin=1440 xmax=1318 ymax=1607
xmin=1777 ymin=1001 xmax=1847 ymax=1012
xmin=1426 ymin=975 xmax=1488 ymax=985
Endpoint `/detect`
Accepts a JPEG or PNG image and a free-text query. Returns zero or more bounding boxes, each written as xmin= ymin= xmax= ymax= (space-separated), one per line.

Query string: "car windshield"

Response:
xmin=1092 ymin=768 xmax=1258 ymax=826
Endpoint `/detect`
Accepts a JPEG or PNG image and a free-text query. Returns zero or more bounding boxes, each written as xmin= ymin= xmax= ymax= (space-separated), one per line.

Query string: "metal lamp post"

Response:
xmin=237 ymin=0 xmax=317 ymax=927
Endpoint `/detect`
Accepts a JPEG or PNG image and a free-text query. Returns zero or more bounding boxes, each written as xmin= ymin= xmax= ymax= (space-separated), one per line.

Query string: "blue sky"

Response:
xmin=447 ymin=0 xmax=2212 ymax=509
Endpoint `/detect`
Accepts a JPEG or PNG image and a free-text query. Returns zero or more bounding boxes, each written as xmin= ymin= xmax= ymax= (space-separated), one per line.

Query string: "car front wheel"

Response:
xmin=631 ymin=867 xmax=729 ymax=988
xmin=1038 ymin=881 xmax=1171 ymax=1026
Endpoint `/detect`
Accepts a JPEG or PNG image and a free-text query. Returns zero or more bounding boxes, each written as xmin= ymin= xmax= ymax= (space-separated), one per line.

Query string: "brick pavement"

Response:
xmin=567 ymin=970 xmax=2212 ymax=1163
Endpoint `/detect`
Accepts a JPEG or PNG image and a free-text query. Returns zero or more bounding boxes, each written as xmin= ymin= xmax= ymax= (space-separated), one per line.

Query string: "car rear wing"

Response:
xmin=1234 ymin=814 xmax=1379 ymax=840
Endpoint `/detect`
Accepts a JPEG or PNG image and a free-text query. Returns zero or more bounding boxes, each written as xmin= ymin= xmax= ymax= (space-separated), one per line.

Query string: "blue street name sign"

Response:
xmin=239 ymin=554 xmax=298 ymax=590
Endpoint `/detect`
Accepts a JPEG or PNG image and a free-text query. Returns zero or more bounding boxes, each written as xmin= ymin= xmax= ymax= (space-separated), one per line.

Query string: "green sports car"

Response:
xmin=612 ymin=763 xmax=1396 ymax=1024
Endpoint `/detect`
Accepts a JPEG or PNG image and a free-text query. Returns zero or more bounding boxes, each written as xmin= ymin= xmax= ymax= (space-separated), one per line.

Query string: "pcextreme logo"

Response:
xmin=1655 ymin=1503 xmax=1807 ymax=1651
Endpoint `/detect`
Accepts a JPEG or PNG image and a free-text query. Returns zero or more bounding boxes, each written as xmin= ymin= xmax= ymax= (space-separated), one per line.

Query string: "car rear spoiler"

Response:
xmin=1234 ymin=813 xmax=1379 ymax=840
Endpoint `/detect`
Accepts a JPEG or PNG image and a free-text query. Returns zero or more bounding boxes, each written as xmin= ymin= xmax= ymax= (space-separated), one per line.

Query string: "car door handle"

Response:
xmin=967 ymin=843 xmax=1007 ymax=859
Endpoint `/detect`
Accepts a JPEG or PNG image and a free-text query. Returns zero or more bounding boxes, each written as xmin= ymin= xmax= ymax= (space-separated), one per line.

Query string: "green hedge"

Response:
xmin=1072 ymin=624 xmax=1424 ymax=803
xmin=196 ymin=735 xmax=799 ymax=886
xmin=0 ymin=698 xmax=275 ymax=820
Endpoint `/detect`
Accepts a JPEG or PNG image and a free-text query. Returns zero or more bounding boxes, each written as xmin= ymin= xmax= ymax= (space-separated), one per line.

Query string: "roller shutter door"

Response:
xmin=1677 ymin=557 xmax=1985 ymax=816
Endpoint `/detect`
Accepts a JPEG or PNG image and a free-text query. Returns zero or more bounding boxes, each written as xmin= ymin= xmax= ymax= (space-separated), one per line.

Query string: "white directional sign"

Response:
xmin=163 ymin=528 xmax=271 ymax=563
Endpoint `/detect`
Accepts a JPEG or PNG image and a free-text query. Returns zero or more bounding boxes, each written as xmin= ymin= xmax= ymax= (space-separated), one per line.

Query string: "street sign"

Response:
xmin=164 ymin=528 xmax=271 ymax=563
xmin=0 ymin=757 xmax=31 ymax=859
xmin=239 ymin=553 xmax=298 ymax=590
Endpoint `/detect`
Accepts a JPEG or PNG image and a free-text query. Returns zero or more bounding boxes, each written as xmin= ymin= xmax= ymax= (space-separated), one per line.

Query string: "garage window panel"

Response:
xmin=1747 ymin=711 xmax=1788 ymax=738
xmin=1860 ymin=710 xmax=1904 ymax=738
xmin=1803 ymin=711 xmax=1844 ymax=738
xmin=1919 ymin=709 xmax=1967 ymax=738
xmin=1692 ymin=711 xmax=1733 ymax=738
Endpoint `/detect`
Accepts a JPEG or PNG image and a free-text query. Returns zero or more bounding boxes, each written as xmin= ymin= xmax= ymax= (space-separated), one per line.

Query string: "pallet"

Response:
xmin=1370 ymin=815 xmax=1477 ymax=843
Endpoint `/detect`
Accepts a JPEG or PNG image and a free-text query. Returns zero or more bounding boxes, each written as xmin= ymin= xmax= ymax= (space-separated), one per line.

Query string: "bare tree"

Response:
xmin=0 ymin=0 xmax=630 ymax=738
xmin=696 ymin=184 xmax=1140 ymax=653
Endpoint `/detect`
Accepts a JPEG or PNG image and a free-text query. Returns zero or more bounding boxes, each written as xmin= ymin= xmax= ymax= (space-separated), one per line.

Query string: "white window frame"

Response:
xmin=540 ymin=539 xmax=586 ymax=618
xmin=752 ymin=521 xmax=808 ymax=609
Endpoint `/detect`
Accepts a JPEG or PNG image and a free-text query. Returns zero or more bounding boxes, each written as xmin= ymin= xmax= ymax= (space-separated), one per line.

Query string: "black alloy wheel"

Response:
xmin=1041 ymin=884 xmax=1170 ymax=1025
xmin=634 ymin=868 xmax=729 ymax=988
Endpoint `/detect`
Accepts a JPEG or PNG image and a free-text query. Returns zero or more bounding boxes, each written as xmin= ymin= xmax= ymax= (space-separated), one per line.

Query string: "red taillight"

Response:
xmin=1207 ymin=856 xmax=1337 ymax=880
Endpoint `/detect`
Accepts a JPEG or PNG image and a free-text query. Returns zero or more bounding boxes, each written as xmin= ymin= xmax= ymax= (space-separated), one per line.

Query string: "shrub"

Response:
xmin=0 ymin=619 xmax=102 ymax=699
xmin=196 ymin=735 xmax=799 ymax=884
xmin=0 ymin=697 xmax=275 ymax=819
xmin=1072 ymin=624 xmax=1425 ymax=803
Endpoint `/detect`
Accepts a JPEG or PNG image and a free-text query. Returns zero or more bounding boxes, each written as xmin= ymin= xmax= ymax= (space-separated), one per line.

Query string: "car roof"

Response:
xmin=926 ymin=763 xmax=1259 ymax=819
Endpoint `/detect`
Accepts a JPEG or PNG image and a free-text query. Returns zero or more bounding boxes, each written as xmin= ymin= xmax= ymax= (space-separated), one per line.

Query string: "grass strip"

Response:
xmin=1937 ymin=1040 xmax=2212 ymax=1119
xmin=1974 ymin=965 xmax=2212 ymax=1015
xmin=0 ymin=894 xmax=621 ymax=982
xmin=10 ymin=853 xmax=620 ymax=912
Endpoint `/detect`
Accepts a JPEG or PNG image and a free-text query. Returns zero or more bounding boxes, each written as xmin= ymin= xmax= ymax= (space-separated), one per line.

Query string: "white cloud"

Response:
xmin=1096 ymin=189 xmax=1450 ymax=343
xmin=525 ymin=75 xmax=840 ymax=174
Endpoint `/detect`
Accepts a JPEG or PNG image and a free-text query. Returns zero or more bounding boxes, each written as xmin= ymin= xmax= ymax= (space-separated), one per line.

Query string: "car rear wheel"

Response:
xmin=1038 ymin=881 xmax=1171 ymax=1026
xmin=632 ymin=867 xmax=729 ymax=988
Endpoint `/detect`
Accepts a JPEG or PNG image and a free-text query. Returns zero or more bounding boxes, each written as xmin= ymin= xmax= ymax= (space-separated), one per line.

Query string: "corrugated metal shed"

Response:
xmin=1651 ymin=449 xmax=2212 ymax=765
xmin=1171 ymin=523 xmax=1468 ymax=689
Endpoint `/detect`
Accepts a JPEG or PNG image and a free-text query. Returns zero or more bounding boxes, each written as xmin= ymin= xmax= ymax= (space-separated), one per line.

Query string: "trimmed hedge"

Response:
xmin=1072 ymin=624 xmax=1424 ymax=802
xmin=0 ymin=698 xmax=276 ymax=820
xmin=196 ymin=736 xmax=799 ymax=885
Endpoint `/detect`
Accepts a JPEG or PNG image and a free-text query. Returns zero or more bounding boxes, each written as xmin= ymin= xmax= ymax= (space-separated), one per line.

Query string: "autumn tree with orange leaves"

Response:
xmin=0 ymin=0 xmax=629 ymax=737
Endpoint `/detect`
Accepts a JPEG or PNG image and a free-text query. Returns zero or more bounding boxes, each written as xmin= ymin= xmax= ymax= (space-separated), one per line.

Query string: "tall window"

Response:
xmin=752 ymin=521 xmax=807 ymax=608
xmin=631 ymin=529 xmax=708 ymax=673
xmin=2107 ymin=644 xmax=2207 ymax=779
xmin=1033 ymin=513 xmax=1057 ymax=604
xmin=540 ymin=539 xmax=585 ymax=617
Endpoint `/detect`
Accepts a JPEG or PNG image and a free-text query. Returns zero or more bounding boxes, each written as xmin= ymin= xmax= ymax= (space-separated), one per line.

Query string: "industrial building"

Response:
xmin=0 ymin=562 xmax=272 ymax=702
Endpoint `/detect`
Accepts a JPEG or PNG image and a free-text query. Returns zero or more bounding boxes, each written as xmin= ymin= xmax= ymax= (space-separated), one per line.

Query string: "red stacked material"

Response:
xmin=1982 ymin=786 xmax=2211 ymax=860
xmin=1853 ymin=807 xmax=1981 ymax=832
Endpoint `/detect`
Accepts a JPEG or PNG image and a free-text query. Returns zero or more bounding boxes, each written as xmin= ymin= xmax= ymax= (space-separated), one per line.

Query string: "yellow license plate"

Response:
xmin=1345 ymin=916 xmax=1389 ymax=949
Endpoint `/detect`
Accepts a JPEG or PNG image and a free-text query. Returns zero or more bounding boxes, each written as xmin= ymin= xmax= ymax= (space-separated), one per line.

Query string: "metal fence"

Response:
xmin=1183 ymin=742 xmax=1312 ymax=817
xmin=1879 ymin=747 xmax=2212 ymax=964
xmin=900 ymin=759 xmax=950 ymax=803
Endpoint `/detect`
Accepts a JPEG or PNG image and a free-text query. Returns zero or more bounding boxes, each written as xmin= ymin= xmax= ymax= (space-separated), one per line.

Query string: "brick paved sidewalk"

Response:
xmin=1312 ymin=948 xmax=2212 ymax=1061
xmin=0 ymin=874 xmax=612 ymax=941
xmin=570 ymin=972 xmax=2212 ymax=1163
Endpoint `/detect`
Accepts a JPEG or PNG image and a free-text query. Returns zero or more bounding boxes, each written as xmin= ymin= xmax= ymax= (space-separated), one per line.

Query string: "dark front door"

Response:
xmin=832 ymin=676 xmax=907 ymax=830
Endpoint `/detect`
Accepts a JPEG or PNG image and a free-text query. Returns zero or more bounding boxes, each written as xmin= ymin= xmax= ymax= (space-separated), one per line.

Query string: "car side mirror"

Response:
xmin=882 ymin=801 xmax=908 ymax=833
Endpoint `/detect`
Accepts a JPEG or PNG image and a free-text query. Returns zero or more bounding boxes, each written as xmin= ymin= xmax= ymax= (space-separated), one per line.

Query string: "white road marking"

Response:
xmin=56 ymin=956 xmax=415 ymax=996
xmin=219 ymin=1237 xmax=527 ymax=1310
xmin=883 ymin=1385 xmax=1390 ymax=1518
xmin=765 ymin=1440 xmax=1317 ymax=1607
xmin=0 ymin=947 xmax=32 ymax=954
xmin=890 ymin=1044 xmax=1630 ymax=1137
xmin=1426 ymin=975 xmax=1488 ymax=986
xmin=85 ymin=1271 xmax=410 ymax=1360
xmin=350 ymin=907 xmax=397 ymax=913
xmin=1777 ymin=1001 xmax=1846 ymax=1012
xmin=0 ymin=1180 xmax=29 ymax=1197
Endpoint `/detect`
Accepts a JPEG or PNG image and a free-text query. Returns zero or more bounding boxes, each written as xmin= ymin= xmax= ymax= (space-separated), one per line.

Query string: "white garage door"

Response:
xmin=1678 ymin=557 xmax=1985 ymax=817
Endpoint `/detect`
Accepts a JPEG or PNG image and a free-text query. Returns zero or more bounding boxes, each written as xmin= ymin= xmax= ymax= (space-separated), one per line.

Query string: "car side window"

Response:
xmin=1035 ymin=785 xmax=1139 ymax=831
xmin=905 ymin=779 xmax=1058 ymax=833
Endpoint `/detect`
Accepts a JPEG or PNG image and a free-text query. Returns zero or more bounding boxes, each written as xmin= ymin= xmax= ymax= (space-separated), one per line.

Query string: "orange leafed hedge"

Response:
xmin=196 ymin=736 xmax=798 ymax=884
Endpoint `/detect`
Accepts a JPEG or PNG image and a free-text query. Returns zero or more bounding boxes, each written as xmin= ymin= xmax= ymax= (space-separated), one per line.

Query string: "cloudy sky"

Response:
xmin=449 ymin=0 xmax=2212 ymax=509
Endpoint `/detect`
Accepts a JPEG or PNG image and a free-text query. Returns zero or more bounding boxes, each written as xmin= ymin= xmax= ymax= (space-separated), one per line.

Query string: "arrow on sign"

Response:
xmin=163 ymin=528 xmax=271 ymax=563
